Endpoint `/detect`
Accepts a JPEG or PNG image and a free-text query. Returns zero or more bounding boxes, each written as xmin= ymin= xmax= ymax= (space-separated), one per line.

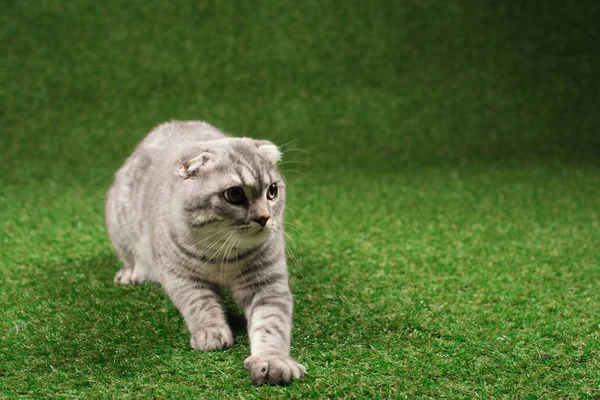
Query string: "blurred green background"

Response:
xmin=1 ymin=0 xmax=599 ymax=398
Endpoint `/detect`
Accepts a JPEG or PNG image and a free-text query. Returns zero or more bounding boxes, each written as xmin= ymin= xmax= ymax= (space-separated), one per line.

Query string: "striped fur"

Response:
xmin=105 ymin=121 xmax=305 ymax=384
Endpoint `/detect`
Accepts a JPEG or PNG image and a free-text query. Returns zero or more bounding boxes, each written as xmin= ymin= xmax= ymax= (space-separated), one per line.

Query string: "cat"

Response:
xmin=105 ymin=121 xmax=305 ymax=385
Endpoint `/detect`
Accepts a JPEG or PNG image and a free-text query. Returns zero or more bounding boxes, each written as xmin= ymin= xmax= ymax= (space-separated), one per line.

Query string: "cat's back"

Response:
xmin=115 ymin=120 xmax=228 ymax=181
xmin=140 ymin=120 xmax=228 ymax=152
xmin=110 ymin=120 xmax=228 ymax=205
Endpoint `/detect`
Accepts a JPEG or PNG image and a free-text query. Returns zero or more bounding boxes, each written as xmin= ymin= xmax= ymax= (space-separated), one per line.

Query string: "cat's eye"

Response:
xmin=223 ymin=186 xmax=246 ymax=205
xmin=267 ymin=183 xmax=278 ymax=200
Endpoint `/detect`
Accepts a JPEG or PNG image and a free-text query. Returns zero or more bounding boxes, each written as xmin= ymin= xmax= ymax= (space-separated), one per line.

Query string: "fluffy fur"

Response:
xmin=105 ymin=121 xmax=305 ymax=385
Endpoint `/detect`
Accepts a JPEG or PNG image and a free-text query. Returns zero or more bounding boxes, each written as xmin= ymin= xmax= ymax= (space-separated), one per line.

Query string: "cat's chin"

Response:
xmin=235 ymin=228 xmax=272 ymax=249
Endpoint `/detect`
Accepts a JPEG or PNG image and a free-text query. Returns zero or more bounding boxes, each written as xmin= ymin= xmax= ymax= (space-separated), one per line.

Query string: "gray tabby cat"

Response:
xmin=105 ymin=121 xmax=305 ymax=385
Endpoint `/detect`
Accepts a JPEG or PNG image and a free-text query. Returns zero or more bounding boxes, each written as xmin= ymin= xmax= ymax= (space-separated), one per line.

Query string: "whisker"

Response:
xmin=284 ymin=221 xmax=314 ymax=241
xmin=221 ymin=233 xmax=239 ymax=282
xmin=232 ymin=237 xmax=253 ymax=292
xmin=191 ymin=227 xmax=232 ymax=247
xmin=280 ymin=148 xmax=311 ymax=155
xmin=196 ymin=234 xmax=229 ymax=259
xmin=277 ymin=160 xmax=308 ymax=166
xmin=277 ymin=138 xmax=301 ymax=149
xmin=196 ymin=233 xmax=233 ymax=272
xmin=190 ymin=232 xmax=233 ymax=274
xmin=282 ymin=231 xmax=305 ymax=279
xmin=279 ymin=169 xmax=307 ymax=178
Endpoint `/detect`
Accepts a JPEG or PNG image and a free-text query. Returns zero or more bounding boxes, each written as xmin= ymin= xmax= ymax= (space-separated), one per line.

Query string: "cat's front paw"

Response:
xmin=244 ymin=352 xmax=306 ymax=385
xmin=190 ymin=326 xmax=233 ymax=351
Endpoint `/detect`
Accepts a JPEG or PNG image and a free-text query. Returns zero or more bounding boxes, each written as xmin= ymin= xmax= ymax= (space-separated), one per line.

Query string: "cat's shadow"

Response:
xmin=136 ymin=283 xmax=248 ymax=342
xmin=89 ymin=253 xmax=251 ymax=350
xmin=129 ymin=274 xmax=250 ymax=343
xmin=10 ymin=253 xmax=273 ymax=382
xmin=222 ymin=294 xmax=248 ymax=341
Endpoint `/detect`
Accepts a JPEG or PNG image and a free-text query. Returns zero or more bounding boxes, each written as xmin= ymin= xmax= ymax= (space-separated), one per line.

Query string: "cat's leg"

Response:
xmin=232 ymin=270 xmax=305 ymax=385
xmin=114 ymin=237 xmax=159 ymax=284
xmin=107 ymin=186 xmax=139 ymax=284
xmin=113 ymin=246 xmax=137 ymax=284
xmin=163 ymin=271 xmax=233 ymax=351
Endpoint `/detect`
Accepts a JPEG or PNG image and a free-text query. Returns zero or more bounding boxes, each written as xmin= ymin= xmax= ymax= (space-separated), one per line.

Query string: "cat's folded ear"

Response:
xmin=255 ymin=140 xmax=281 ymax=164
xmin=177 ymin=152 xmax=215 ymax=179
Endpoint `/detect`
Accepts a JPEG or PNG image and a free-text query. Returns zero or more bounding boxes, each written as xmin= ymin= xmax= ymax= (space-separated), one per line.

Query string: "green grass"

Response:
xmin=1 ymin=0 xmax=599 ymax=398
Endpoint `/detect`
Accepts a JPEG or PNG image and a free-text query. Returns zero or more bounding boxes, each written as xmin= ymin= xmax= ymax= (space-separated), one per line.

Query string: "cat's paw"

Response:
xmin=114 ymin=267 xmax=149 ymax=284
xmin=244 ymin=352 xmax=306 ymax=385
xmin=190 ymin=326 xmax=233 ymax=351
xmin=114 ymin=268 xmax=136 ymax=284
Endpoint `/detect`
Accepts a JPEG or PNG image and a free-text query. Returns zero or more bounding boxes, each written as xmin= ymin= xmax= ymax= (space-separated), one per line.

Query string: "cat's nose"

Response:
xmin=254 ymin=215 xmax=270 ymax=227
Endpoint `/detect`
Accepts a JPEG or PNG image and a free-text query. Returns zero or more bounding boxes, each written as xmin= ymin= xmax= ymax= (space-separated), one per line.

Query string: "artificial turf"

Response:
xmin=1 ymin=0 xmax=599 ymax=398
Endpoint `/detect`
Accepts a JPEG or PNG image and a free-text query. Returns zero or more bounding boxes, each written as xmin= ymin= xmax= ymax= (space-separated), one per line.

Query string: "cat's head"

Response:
xmin=170 ymin=138 xmax=285 ymax=250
